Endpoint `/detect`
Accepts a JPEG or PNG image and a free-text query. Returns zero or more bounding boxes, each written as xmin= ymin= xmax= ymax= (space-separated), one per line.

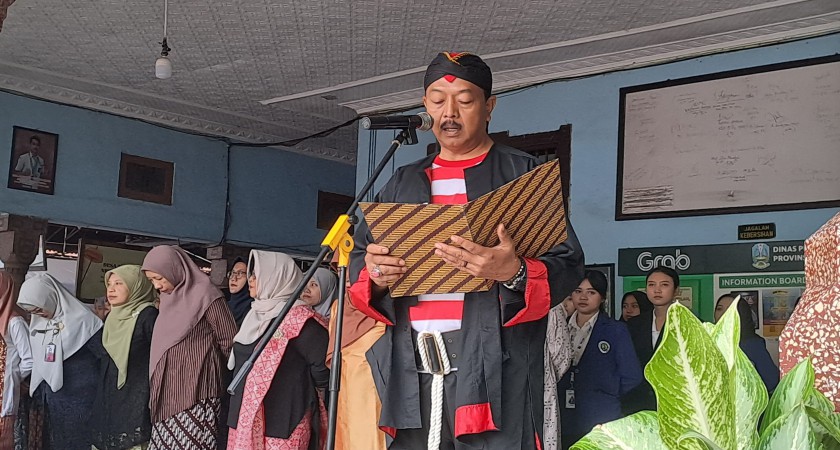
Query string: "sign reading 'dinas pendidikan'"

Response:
xmin=618 ymin=240 xmax=804 ymax=276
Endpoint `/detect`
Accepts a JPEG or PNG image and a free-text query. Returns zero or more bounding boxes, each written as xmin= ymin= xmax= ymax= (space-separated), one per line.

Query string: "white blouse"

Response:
xmin=2 ymin=316 xmax=33 ymax=417
xmin=568 ymin=311 xmax=599 ymax=366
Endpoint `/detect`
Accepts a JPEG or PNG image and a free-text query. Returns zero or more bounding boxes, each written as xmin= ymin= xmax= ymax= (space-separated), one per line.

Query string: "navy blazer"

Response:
xmin=741 ymin=337 xmax=780 ymax=393
xmin=558 ymin=314 xmax=643 ymax=444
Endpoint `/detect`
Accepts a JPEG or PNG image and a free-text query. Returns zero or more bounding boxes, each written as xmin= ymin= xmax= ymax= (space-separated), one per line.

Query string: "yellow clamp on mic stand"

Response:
xmin=321 ymin=214 xmax=354 ymax=268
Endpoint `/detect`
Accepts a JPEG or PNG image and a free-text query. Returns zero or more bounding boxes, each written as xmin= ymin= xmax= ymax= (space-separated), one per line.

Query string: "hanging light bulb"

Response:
xmin=155 ymin=38 xmax=172 ymax=79
xmin=155 ymin=0 xmax=172 ymax=79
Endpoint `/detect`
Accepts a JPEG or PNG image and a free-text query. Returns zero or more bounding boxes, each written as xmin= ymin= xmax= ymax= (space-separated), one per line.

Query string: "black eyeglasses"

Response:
xmin=227 ymin=270 xmax=247 ymax=279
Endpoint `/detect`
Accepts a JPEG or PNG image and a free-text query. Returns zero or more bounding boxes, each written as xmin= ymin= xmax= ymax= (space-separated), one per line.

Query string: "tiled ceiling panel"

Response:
xmin=0 ymin=0 xmax=837 ymax=163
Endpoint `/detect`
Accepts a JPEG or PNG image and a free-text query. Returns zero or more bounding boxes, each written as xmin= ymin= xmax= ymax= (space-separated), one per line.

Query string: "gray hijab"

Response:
xmin=311 ymin=268 xmax=338 ymax=319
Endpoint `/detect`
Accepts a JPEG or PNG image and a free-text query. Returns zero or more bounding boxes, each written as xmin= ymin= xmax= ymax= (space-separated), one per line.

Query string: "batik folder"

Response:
xmin=359 ymin=160 xmax=567 ymax=297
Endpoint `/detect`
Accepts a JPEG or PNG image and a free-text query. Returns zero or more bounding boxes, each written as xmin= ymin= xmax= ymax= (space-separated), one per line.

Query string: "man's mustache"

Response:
xmin=440 ymin=120 xmax=461 ymax=129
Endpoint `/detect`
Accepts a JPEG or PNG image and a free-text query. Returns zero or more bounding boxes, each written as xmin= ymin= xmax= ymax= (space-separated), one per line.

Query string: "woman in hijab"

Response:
xmin=17 ymin=273 xmax=102 ymax=450
xmin=0 ymin=272 xmax=32 ymax=450
xmin=226 ymin=257 xmax=253 ymax=327
xmin=325 ymin=277 xmax=387 ymax=450
xmin=617 ymin=291 xmax=653 ymax=322
xmin=299 ymin=267 xmax=337 ymax=320
xmin=91 ymin=265 xmax=159 ymax=450
xmin=142 ymin=246 xmax=237 ymax=450
xmin=227 ymin=250 xmax=329 ymax=450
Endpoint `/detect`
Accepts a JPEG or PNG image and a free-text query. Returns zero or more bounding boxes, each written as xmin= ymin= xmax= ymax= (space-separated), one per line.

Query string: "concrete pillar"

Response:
xmin=0 ymin=214 xmax=48 ymax=300
xmin=0 ymin=0 xmax=17 ymax=33
xmin=206 ymin=244 xmax=249 ymax=288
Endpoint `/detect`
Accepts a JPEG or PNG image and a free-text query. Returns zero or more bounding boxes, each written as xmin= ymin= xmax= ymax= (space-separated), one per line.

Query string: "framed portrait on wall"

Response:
xmin=7 ymin=126 xmax=59 ymax=195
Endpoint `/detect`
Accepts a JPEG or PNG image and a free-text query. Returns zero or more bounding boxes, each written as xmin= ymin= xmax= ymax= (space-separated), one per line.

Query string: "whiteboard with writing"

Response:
xmin=617 ymin=56 xmax=840 ymax=219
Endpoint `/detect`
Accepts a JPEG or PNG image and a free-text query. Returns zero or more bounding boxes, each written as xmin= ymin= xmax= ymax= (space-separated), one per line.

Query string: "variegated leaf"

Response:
xmin=806 ymin=387 xmax=836 ymax=414
xmin=709 ymin=297 xmax=765 ymax=450
xmin=679 ymin=430 xmax=727 ymax=450
xmin=760 ymin=357 xmax=815 ymax=434
xmin=732 ymin=350 xmax=766 ymax=450
xmin=757 ymin=404 xmax=816 ymax=450
xmin=571 ymin=411 xmax=668 ymax=450
xmin=710 ymin=295 xmax=741 ymax=370
xmin=646 ymin=303 xmax=736 ymax=450
xmin=805 ymin=406 xmax=840 ymax=450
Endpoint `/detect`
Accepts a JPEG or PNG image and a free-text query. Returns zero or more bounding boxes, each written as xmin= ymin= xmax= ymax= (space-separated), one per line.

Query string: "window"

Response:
xmin=490 ymin=125 xmax=572 ymax=203
xmin=317 ymin=191 xmax=353 ymax=230
xmin=118 ymin=154 xmax=174 ymax=205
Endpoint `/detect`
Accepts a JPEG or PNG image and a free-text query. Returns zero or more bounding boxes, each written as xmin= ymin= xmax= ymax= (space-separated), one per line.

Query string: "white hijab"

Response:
xmin=228 ymin=250 xmax=304 ymax=369
xmin=17 ymin=273 xmax=102 ymax=394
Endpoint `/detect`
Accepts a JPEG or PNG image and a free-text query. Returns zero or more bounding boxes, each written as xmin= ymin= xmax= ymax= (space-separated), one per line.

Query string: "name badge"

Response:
xmin=45 ymin=343 xmax=56 ymax=362
xmin=565 ymin=389 xmax=575 ymax=409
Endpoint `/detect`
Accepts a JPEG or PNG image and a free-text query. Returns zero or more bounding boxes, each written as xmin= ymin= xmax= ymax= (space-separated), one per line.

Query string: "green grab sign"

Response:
xmin=718 ymin=274 xmax=805 ymax=289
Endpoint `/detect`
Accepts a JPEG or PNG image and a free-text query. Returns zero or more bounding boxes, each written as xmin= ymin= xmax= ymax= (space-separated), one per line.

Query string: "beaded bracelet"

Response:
xmin=502 ymin=257 xmax=527 ymax=291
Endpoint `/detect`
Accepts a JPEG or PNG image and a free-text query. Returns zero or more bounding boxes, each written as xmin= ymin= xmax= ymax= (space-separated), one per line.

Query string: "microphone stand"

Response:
xmin=227 ymin=126 xmax=420 ymax=450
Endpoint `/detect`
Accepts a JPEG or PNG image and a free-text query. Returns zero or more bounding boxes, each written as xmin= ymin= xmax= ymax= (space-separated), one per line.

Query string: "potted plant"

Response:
xmin=571 ymin=300 xmax=840 ymax=449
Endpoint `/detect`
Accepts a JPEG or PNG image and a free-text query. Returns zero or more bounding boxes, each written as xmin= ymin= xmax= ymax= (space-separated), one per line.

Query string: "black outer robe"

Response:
xmin=350 ymin=144 xmax=585 ymax=448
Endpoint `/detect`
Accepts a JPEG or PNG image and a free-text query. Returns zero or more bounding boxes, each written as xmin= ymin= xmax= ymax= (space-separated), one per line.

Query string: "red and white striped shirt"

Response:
xmin=410 ymin=153 xmax=487 ymax=333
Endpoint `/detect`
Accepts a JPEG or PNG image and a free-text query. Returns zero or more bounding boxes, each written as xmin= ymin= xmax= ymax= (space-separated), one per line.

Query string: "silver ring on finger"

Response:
xmin=370 ymin=265 xmax=382 ymax=277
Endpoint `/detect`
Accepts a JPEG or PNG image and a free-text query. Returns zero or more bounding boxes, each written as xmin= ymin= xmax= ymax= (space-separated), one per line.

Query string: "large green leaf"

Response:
xmin=757 ymin=404 xmax=817 ymax=449
xmin=678 ymin=430 xmax=727 ymax=450
xmin=760 ymin=357 xmax=815 ymax=434
xmin=708 ymin=297 xmax=766 ymax=450
xmin=710 ymin=295 xmax=741 ymax=370
xmin=732 ymin=350 xmax=767 ymax=449
xmin=571 ymin=411 xmax=668 ymax=450
xmin=805 ymin=406 xmax=840 ymax=450
xmin=807 ymin=387 xmax=837 ymax=414
xmin=646 ymin=303 xmax=736 ymax=450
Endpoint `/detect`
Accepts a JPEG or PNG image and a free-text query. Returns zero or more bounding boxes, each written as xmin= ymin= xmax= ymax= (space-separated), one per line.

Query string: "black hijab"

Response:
xmin=227 ymin=256 xmax=253 ymax=327
xmin=618 ymin=291 xmax=653 ymax=321
xmin=735 ymin=297 xmax=761 ymax=341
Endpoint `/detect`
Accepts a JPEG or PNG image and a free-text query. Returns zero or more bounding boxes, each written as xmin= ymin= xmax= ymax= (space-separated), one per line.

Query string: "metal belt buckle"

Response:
xmin=419 ymin=332 xmax=445 ymax=375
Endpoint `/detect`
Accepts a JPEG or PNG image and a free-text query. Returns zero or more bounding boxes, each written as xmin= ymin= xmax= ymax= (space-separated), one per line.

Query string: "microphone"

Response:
xmin=361 ymin=112 xmax=433 ymax=131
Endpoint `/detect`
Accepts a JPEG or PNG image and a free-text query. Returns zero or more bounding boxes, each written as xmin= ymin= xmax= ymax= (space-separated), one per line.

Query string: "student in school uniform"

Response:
xmin=558 ymin=270 xmax=643 ymax=449
xmin=624 ymin=266 xmax=680 ymax=414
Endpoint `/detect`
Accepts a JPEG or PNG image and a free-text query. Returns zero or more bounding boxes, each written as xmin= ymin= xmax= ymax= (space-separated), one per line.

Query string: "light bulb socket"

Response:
xmin=160 ymin=37 xmax=171 ymax=57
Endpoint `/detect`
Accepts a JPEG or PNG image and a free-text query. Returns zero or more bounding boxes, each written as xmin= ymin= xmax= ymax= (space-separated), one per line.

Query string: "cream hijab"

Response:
xmin=228 ymin=250 xmax=304 ymax=369
xmin=17 ymin=273 xmax=102 ymax=394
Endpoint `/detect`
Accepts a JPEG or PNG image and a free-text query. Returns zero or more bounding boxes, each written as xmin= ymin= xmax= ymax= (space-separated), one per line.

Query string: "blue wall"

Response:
xmin=355 ymin=35 xmax=840 ymax=281
xmin=227 ymin=145 xmax=357 ymax=254
xmin=0 ymin=92 xmax=355 ymax=250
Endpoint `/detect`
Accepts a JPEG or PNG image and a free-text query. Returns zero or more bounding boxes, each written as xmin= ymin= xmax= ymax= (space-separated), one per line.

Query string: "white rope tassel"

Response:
xmin=416 ymin=331 xmax=452 ymax=450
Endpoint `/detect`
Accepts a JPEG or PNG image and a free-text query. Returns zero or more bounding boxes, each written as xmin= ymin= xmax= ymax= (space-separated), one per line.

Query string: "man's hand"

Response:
xmin=364 ymin=244 xmax=406 ymax=293
xmin=434 ymin=224 xmax=520 ymax=282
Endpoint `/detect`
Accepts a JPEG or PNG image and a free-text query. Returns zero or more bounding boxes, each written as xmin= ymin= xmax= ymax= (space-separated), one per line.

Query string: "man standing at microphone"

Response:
xmin=349 ymin=52 xmax=584 ymax=449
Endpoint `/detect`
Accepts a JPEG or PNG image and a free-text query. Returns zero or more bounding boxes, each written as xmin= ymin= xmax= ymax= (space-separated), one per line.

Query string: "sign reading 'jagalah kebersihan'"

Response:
xmin=738 ymin=223 xmax=777 ymax=240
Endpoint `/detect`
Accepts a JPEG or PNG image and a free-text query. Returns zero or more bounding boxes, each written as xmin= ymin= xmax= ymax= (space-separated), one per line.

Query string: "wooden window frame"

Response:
xmin=118 ymin=153 xmax=174 ymax=205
